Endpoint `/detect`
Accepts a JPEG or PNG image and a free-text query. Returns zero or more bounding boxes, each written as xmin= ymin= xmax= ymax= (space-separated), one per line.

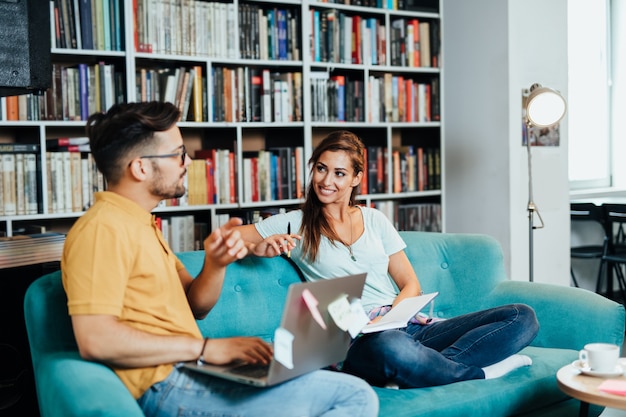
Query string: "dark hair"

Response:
xmin=86 ymin=101 xmax=181 ymax=184
xmin=300 ymin=130 xmax=365 ymax=262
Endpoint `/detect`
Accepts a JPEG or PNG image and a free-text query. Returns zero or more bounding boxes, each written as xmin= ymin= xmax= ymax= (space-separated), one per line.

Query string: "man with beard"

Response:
xmin=61 ymin=101 xmax=378 ymax=417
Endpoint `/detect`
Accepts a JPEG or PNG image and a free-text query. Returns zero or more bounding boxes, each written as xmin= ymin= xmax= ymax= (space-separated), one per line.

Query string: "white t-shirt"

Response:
xmin=254 ymin=206 xmax=406 ymax=312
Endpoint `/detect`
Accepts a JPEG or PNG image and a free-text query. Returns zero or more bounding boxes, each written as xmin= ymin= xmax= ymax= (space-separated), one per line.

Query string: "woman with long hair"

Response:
xmin=239 ymin=130 xmax=539 ymax=388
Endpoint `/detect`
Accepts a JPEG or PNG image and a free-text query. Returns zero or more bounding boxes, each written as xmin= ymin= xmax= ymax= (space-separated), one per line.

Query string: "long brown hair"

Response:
xmin=300 ymin=130 xmax=365 ymax=262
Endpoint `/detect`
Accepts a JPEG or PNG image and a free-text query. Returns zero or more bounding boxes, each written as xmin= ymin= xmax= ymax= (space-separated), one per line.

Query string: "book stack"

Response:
xmin=363 ymin=145 xmax=440 ymax=195
xmin=389 ymin=18 xmax=440 ymax=68
xmin=368 ymin=75 xmax=439 ymax=123
xmin=310 ymin=71 xmax=364 ymax=122
xmin=239 ymin=4 xmax=301 ymax=61
xmin=156 ymin=215 xmax=208 ymax=252
xmin=2 ymin=62 xmax=124 ymax=122
xmin=374 ymin=201 xmax=441 ymax=232
xmin=135 ymin=0 xmax=237 ymax=58
xmin=310 ymin=9 xmax=385 ymax=66
xmin=212 ymin=67 xmax=302 ymax=123
xmin=137 ymin=65 xmax=205 ymax=122
xmin=0 ymin=143 xmax=41 ymax=216
xmin=241 ymin=147 xmax=304 ymax=203
xmin=46 ymin=137 xmax=106 ymax=214
xmin=51 ymin=0 xmax=124 ymax=51
xmin=0 ymin=232 xmax=66 ymax=269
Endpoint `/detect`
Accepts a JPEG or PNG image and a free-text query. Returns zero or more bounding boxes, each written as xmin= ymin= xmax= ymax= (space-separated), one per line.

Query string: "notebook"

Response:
xmin=360 ymin=292 xmax=439 ymax=334
xmin=182 ymin=273 xmax=367 ymax=387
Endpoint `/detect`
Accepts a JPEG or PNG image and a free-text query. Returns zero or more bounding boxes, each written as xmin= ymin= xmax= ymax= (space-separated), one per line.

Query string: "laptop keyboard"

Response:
xmin=229 ymin=363 xmax=270 ymax=378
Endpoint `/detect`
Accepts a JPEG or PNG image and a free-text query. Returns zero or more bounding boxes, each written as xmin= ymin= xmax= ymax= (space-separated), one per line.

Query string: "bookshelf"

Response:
xmin=0 ymin=0 xmax=444 ymax=240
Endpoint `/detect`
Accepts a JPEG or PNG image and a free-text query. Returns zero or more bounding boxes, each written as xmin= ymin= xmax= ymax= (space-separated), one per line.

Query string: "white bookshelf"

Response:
xmin=0 ymin=0 xmax=444 ymax=238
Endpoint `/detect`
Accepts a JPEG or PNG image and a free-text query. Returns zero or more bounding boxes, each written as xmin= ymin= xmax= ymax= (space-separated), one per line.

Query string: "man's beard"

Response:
xmin=149 ymin=168 xmax=186 ymax=200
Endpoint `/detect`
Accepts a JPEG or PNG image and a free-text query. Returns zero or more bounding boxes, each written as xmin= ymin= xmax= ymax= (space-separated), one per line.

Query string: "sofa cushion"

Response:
xmin=375 ymin=346 xmax=576 ymax=417
xmin=176 ymin=252 xmax=302 ymax=340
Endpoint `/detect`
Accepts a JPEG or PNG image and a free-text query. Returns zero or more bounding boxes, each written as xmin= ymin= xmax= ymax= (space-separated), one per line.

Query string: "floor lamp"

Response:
xmin=522 ymin=83 xmax=567 ymax=282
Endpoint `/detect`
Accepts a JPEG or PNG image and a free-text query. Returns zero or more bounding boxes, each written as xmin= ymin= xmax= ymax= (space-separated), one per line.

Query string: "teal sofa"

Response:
xmin=24 ymin=232 xmax=625 ymax=417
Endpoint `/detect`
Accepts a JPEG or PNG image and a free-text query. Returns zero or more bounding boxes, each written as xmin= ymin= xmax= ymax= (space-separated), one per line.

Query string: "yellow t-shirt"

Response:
xmin=61 ymin=191 xmax=202 ymax=399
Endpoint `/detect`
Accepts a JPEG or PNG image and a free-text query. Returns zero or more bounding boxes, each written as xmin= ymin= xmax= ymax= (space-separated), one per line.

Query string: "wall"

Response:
xmin=443 ymin=0 xmax=570 ymax=285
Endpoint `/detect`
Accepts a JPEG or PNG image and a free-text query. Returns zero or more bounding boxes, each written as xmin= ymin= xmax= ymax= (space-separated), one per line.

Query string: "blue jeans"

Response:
xmin=342 ymin=303 xmax=539 ymax=388
xmin=137 ymin=365 xmax=378 ymax=417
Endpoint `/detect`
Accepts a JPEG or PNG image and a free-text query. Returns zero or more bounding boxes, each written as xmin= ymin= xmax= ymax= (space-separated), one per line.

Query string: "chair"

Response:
xmin=599 ymin=203 xmax=626 ymax=303
xmin=570 ymin=202 xmax=608 ymax=288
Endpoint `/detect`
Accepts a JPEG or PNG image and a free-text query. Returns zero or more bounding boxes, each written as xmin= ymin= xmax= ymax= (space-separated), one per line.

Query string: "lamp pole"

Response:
xmin=526 ymin=124 xmax=544 ymax=282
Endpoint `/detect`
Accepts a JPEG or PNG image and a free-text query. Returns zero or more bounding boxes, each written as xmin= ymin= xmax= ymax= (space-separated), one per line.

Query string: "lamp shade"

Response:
xmin=525 ymin=84 xmax=567 ymax=127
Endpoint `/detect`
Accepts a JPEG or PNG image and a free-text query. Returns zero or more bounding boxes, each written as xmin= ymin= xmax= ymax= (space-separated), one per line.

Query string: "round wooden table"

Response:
xmin=557 ymin=363 xmax=626 ymax=417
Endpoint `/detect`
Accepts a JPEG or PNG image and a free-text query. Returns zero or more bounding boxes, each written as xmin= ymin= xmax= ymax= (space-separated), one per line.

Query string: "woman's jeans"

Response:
xmin=137 ymin=366 xmax=378 ymax=417
xmin=342 ymin=303 xmax=539 ymax=388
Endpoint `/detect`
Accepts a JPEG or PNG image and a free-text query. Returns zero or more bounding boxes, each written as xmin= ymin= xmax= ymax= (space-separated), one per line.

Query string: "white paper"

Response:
xmin=273 ymin=327 xmax=294 ymax=369
xmin=361 ymin=292 xmax=439 ymax=334
xmin=327 ymin=294 xmax=353 ymax=331
xmin=347 ymin=299 xmax=370 ymax=338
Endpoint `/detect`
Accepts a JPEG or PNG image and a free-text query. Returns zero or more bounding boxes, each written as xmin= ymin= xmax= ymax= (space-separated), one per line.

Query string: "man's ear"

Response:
xmin=128 ymin=158 xmax=149 ymax=181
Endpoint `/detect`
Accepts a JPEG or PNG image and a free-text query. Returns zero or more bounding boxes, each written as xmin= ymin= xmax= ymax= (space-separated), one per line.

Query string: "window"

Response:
xmin=568 ymin=0 xmax=610 ymax=189
xmin=610 ymin=0 xmax=626 ymax=189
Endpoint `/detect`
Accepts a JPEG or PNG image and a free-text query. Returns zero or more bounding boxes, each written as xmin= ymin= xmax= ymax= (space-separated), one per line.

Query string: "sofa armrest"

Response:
xmin=36 ymin=352 xmax=143 ymax=417
xmin=485 ymin=280 xmax=625 ymax=350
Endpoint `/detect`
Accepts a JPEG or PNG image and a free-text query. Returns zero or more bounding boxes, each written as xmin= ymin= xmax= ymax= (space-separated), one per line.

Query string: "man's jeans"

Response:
xmin=343 ymin=303 xmax=539 ymax=388
xmin=138 ymin=366 xmax=378 ymax=417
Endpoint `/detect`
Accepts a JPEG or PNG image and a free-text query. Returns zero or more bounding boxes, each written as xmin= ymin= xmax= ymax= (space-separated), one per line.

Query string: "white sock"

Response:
xmin=482 ymin=354 xmax=532 ymax=379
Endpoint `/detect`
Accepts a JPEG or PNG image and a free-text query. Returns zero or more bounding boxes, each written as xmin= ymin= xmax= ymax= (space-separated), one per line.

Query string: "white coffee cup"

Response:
xmin=579 ymin=343 xmax=620 ymax=372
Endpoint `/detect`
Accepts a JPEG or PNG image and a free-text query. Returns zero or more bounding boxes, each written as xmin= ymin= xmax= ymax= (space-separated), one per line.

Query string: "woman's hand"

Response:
xmin=251 ymin=233 xmax=301 ymax=257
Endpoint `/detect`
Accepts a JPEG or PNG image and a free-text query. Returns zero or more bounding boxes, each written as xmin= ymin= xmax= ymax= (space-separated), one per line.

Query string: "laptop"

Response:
xmin=182 ymin=272 xmax=367 ymax=387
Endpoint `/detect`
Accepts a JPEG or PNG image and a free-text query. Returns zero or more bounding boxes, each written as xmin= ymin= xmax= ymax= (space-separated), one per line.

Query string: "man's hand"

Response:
xmin=202 ymin=337 xmax=273 ymax=365
xmin=203 ymin=217 xmax=248 ymax=267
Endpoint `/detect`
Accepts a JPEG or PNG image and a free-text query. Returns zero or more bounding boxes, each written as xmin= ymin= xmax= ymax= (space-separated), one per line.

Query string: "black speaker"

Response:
xmin=0 ymin=0 xmax=51 ymax=97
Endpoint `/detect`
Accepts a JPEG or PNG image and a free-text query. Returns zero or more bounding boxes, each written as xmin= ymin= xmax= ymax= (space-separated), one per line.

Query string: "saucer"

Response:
xmin=571 ymin=360 xmax=624 ymax=378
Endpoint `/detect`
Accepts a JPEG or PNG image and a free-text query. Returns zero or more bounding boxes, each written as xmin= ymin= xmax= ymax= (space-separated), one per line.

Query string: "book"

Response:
xmin=1 ymin=153 xmax=17 ymax=215
xmin=47 ymin=137 xmax=90 ymax=149
xmin=361 ymin=292 xmax=438 ymax=334
xmin=192 ymin=65 xmax=203 ymax=122
xmin=6 ymin=96 xmax=19 ymax=121
xmin=261 ymin=69 xmax=272 ymax=123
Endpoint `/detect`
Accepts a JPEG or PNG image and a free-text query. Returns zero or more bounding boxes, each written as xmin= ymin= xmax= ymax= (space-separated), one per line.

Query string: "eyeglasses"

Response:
xmin=139 ymin=145 xmax=187 ymax=166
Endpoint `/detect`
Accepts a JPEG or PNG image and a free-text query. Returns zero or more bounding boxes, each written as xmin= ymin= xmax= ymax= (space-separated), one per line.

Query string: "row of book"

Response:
xmin=311 ymin=10 xmax=386 ymax=65
xmin=3 ymin=62 xmax=124 ymax=122
xmin=46 ymin=149 xmax=106 ymax=214
xmin=372 ymin=74 xmax=439 ymax=123
xmin=0 ymin=140 xmax=439 ymax=215
xmin=311 ymin=73 xmax=365 ymax=122
xmin=137 ymin=65 xmax=205 ymax=122
xmin=156 ymin=215 xmax=208 ymax=252
xmin=0 ymin=145 xmax=40 ymax=216
xmin=0 ymin=232 xmax=66 ymax=269
xmin=364 ymin=146 xmax=440 ymax=195
xmin=241 ymin=147 xmax=305 ymax=203
xmin=317 ymin=0 xmax=439 ymax=12
xmin=310 ymin=10 xmax=440 ymax=68
xmin=374 ymin=201 xmax=441 ymax=232
xmin=239 ymin=4 xmax=301 ymax=61
xmin=51 ymin=0 xmax=123 ymax=51
xmin=389 ymin=18 xmax=440 ymax=68
xmin=212 ymin=68 xmax=303 ymax=123
xmin=135 ymin=0 xmax=236 ymax=58
xmin=310 ymin=72 xmax=439 ymax=123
